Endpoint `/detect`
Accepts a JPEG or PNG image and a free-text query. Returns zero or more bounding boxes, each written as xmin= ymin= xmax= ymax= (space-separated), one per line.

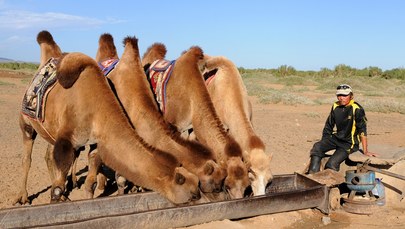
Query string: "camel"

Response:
xmin=15 ymin=32 xmax=201 ymax=204
xmin=85 ymin=34 xmax=226 ymax=196
xmin=15 ymin=31 xmax=64 ymax=204
xmin=202 ymin=55 xmax=273 ymax=196
xmin=37 ymin=31 xmax=82 ymax=189
xmin=142 ymin=43 xmax=250 ymax=199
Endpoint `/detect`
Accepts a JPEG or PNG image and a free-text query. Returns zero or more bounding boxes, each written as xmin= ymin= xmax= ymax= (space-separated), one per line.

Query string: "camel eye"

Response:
xmin=175 ymin=173 xmax=186 ymax=185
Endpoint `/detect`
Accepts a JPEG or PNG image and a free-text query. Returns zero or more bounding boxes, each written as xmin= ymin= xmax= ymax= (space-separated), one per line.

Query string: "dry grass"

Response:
xmin=242 ymin=72 xmax=405 ymax=114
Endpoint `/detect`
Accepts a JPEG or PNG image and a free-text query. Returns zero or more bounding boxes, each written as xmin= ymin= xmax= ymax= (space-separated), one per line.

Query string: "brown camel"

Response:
xmin=37 ymin=31 xmax=81 ymax=189
xmin=86 ymin=34 xmax=226 ymax=196
xmin=16 ymin=33 xmax=201 ymax=204
xmin=142 ymin=44 xmax=250 ymax=199
xmin=15 ymin=30 xmax=64 ymax=205
xmin=203 ymin=55 xmax=273 ymax=196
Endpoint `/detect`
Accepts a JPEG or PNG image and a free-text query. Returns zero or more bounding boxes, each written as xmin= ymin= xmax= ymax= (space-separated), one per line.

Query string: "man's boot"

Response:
xmin=325 ymin=150 xmax=348 ymax=171
xmin=308 ymin=155 xmax=322 ymax=174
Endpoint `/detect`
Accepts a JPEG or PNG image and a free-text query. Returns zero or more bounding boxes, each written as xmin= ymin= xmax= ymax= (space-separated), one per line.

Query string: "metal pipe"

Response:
xmin=364 ymin=165 xmax=405 ymax=181
xmin=0 ymin=174 xmax=328 ymax=228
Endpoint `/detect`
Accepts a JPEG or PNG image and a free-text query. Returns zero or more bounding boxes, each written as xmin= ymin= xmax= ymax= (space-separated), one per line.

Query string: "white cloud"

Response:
xmin=5 ymin=35 xmax=26 ymax=42
xmin=0 ymin=10 xmax=123 ymax=30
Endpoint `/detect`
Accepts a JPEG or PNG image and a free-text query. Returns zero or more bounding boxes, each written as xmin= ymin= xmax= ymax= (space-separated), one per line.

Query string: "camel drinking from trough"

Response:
xmin=203 ymin=55 xmax=273 ymax=196
xmin=142 ymin=43 xmax=250 ymax=199
xmin=16 ymin=34 xmax=201 ymax=204
xmin=87 ymin=34 xmax=226 ymax=196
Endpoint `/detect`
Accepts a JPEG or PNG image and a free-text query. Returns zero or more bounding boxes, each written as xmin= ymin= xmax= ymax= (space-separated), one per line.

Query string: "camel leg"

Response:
xmin=115 ymin=172 xmax=127 ymax=195
xmin=46 ymin=144 xmax=81 ymax=188
xmin=14 ymin=117 xmax=37 ymax=205
xmin=69 ymin=147 xmax=83 ymax=189
xmin=83 ymin=144 xmax=102 ymax=199
xmin=50 ymin=137 xmax=75 ymax=203
xmin=97 ymin=170 xmax=107 ymax=191
xmin=70 ymin=156 xmax=78 ymax=188
xmin=45 ymin=144 xmax=55 ymax=181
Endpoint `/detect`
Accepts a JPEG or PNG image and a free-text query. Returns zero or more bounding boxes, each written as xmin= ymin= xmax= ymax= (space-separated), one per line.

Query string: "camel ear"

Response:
xmin=175 ymin=172 xmax=186 ymax=185
xmin=203 ymin=161 xmax=214 ymax=176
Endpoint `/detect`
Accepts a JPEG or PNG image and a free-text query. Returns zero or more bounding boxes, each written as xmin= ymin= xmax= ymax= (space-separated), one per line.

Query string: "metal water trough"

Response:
xmin=0 ymin=173 xmax=329 ymax=228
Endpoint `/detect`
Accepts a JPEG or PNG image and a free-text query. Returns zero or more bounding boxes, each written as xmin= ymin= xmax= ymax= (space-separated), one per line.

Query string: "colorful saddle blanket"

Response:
xmin=146 ymin=59 xmax=176 ymax=113
xmin=21 ymin=58 xmax=58 ymax=121
xmin=98 ymin=58 xmax=119 ymax=76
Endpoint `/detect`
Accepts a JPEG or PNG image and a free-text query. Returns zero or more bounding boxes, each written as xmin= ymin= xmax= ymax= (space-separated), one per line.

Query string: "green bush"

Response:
xmin=383 ymin=68 xmax=405 ymax=80
xmin=0 ymin=62 xmax=39 ymax=71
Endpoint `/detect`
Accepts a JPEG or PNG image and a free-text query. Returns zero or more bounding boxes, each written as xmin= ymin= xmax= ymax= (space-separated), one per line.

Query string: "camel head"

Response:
xmin=164 ymin=166 xmax=201 ymax=204
xmin=36 ymin=30 xmax=62 ymax=68
xmin=95 ymin=33 xmax=119 ymax=62
xmin=222 ymin=156 xmax=250 ymax=199
xmin=141 ymin=42 xmax=167 ymax=67
xmin=197 ymin=160 xmax=227 ymax=193
xmin=245 ymin=148 xmax=273 ymax=196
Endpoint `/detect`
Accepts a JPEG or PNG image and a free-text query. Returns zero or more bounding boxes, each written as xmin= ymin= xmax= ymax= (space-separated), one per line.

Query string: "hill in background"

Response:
xmin=0 ymin=57 xmax=15 ymax=62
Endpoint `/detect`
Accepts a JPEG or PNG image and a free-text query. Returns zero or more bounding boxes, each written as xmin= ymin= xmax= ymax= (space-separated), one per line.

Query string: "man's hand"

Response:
xmin=364 ymin=151 xmax=378 ymax=157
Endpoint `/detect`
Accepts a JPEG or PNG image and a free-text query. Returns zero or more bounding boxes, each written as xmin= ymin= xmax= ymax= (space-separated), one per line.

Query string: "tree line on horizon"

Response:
xmin=239 ymin=64 xmax=405 ymax=80
xmin=1 ymin=61 xmax=404 ymax=80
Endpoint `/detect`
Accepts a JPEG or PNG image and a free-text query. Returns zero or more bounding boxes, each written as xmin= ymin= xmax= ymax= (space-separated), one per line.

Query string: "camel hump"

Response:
xmin=99 ymin=33 xmax=114 ymax=44
xmin=142 ymin=43 xmax=167 ymax=66
xmin=97 ymin=33 xmax=118 ymax=60
xmin=182 ymin=46 xmax=204 ymax=61
xmin=147 ymin=43 xmax=167 ymax=57
xmin=57 ymin=52 xmax=99 ymax=88
xmin=37 ymin=30 xmax=56 ymax=45
xmin=122 ymin=36 xmax=139 ymax=52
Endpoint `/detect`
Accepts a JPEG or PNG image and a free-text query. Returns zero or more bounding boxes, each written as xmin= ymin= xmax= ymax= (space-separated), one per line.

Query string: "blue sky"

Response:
xmin=0 ymin=0 xmax=404 ymax=71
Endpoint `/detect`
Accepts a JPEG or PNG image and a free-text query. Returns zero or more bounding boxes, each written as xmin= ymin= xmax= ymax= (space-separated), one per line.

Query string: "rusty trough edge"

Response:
xmin=0 ymin=173 xmax=329 ymax=229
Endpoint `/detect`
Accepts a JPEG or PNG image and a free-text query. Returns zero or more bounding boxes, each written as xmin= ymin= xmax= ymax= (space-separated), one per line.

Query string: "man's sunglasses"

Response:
xmin=337 ymin=85 xmax=351 ymax=90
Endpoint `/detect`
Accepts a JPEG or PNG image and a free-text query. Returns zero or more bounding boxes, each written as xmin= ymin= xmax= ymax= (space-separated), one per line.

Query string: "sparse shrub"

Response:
xmin=383 ymin=68 xmax=405 ymax=80
xmin=333 ymin=64 xmax=354 ymax=77
xmin=276 ymin=65 xmax=296 ymax=77
xmin=0 ymin=62 xmax=38 ymax=71
xmin=318 ymin=68 xmax=333 ymax=77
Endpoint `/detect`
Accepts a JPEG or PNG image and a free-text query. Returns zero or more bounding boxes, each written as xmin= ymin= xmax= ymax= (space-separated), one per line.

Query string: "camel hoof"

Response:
xmin=117 ymin=188 xmax=125 ymax=196
xmin=51 ymin=187 xmax=63 ymax=202
xmin=61 ymin=195 xmax=70 ymax=202
xmin=192 ymin=191 xmax=201 ymax=201
xmin=13 ymin=192 xmax=29 ymax=205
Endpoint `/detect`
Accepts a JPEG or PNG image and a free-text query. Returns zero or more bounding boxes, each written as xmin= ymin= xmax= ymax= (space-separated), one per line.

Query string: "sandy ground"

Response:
xmin=1 ymin=69 xmax=405 ymax=228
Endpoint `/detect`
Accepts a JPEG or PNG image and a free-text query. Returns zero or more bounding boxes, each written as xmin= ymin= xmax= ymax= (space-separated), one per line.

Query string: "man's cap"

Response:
xmin=336 ymin=84 xmax=352 ymax=96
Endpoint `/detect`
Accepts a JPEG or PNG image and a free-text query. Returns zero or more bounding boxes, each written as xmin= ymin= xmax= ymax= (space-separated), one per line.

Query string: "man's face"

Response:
xmin=337 ymin=94 xmax=351 ymax=106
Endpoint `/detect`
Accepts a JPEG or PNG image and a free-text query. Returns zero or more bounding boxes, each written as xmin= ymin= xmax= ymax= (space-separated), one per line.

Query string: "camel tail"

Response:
xmin=56 ymin=52 xmax=99 ymax=89
xmin=96 ymin=33 xmax=118 ymax=61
